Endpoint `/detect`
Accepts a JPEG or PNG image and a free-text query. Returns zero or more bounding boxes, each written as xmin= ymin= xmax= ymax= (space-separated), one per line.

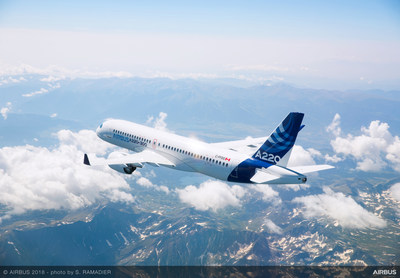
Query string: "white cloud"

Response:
xmin=324 ymin=154 xmax=343 ymax=163
xmin=287 ymin=145 xmax=320 ymax=167
xmin=229 ymin=64 xmax=290 ymax=72
xmin=0 ymin=129 xmax=135 ymax=222
xmin=154 ymin=112 xmax=168 ymax=131
xmin=176 ymin=180 xmax=246 ymax=211
xmin=389 ymin=183 xmax=400 ymax=202
xmin=158 ymin=186 xmax=170 ymax=194
xmin=22 ymin=87 xmax=49 ymax=97
xmin=249 ymin=184 xmax=281 ymax=205
xmin=48 ymin=82 xmax=61 ymax=89
xmin=137 ymin=177 xmax=153 ymax=187
xmin=386 ymin=138 xmax=400 ymax=171
xmin=0 ymin=63 xmax=133 ymax=80
xmin=264 ymin=219 xmax=283 ymax=234
xmin=326 ymin=113 xmax=342 ymax=137
xmin=146 ymin=112 xmax=169 ymax=132
xmin=293 ymin=187 xmax=387 ymax=229
xmin=149 ymin=71 xmax=219 ymax=80
xmin=1 ymin=102 xmax=12 ymax=120
xmin=328 ymin=114 xmax=400 ymax=172
xmin=40 ymin=75 xmax=66 ymax=82
xmin=278 ymin=183 xmax=310 ymax=192
xmin=57 ymin=129 xmax=113 ymax=155
xmin=136 ymin=176 xmax=169 ymax=194
xmin=0 ymin=76 xmax=26 ymax=86
xmin=22 ymin=80 xmax=61 ymax=97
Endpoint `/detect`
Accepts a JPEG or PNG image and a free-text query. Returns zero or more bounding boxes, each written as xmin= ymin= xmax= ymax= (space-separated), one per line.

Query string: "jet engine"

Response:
xmin=109 ymin=164 xmax=136 ymax=174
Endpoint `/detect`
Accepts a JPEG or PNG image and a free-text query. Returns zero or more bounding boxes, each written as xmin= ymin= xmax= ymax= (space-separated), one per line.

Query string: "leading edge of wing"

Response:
xmin=84 ymin=150 xmax=175 ymax=168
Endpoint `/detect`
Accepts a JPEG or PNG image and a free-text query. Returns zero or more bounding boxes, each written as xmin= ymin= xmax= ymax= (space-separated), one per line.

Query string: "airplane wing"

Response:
xmin=84 ymin=150 xmax=175 ymax=172
xmin=210 ymin=136 xmax=267 ymax=155
xmin=288 ymin=165 xmax=334 ymax=174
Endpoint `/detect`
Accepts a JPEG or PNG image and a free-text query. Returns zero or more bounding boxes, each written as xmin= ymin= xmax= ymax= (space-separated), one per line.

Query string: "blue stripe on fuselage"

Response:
xmin=227 ymin=158 xmax=273 ymax=183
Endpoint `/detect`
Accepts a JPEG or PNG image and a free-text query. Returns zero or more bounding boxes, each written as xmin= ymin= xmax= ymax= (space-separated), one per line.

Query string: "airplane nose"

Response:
xmin=96 ymin=123 xmax=103 ymax=138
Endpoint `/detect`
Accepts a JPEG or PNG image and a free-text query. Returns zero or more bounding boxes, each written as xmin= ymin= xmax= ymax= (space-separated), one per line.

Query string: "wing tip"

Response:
xmin=83 ymin=153 xmax=91 ymax=166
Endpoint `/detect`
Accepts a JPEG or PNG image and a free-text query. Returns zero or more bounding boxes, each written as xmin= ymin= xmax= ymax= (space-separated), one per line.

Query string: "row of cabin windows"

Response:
xmin=161 ymin=143 xmax=229 ymax=167
xmin=113 ymin=129 xmax=229 ymax=167
xmin=113 ymin=129 xmax=151 ymax=144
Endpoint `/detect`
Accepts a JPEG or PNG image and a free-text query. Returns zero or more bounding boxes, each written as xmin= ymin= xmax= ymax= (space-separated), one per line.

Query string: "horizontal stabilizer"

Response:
xmin=289 ymin=165 xmax=334 ymax=174
xmin=250 ymin=169 xmax=280 ymax=184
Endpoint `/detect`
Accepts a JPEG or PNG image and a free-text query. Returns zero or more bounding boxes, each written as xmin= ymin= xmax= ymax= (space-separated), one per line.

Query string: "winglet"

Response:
xmin=83 ymin=154 xmax=91 ymax=166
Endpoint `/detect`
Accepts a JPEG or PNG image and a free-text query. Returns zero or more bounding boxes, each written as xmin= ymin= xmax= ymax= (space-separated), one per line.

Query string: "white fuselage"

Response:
xmin=96 ymin=119 xmax=308 ymax=184
xmin=97 ymin=119 xmax=248 ymax=181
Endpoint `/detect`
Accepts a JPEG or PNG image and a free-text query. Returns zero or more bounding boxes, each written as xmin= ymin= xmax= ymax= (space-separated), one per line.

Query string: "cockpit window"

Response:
xmin=99 ymin=123 xmax=103 ymax=129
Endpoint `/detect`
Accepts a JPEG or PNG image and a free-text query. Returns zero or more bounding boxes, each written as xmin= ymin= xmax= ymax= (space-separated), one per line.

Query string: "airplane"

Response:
xmin=84 ymin=112 xmax=333 ymax=184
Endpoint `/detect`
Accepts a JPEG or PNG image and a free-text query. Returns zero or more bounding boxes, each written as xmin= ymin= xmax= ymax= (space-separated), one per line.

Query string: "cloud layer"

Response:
xmin=264 ymin=219 xmax=283 ymax=234
xmin=249 ymin=184 xmax=281 ymax=205
xmin=0 ymin=63 xmax=133 ymax=80
xmin=1 ymin=102 xmax=12 ymax=120
xmin=327 ymin=114 xmax=400 ymax=172
xmin=389 ymin=183 xmax=400 ymax=202
xmin=176 ymin=180 xmax=246 ymax=211
xmin=0 ymin=129 xmax=134 ymax=222
xmin=1 ymin=25 xmax=400 ymax=90
xmin=146 ymin=112 xmax=169 ymax=132
xmin=293 ymin=187 xmax=386 ymax=229
xmin=23 ymin=87 xmax=49 ymax=97
xmin=136 ymin=176 xmax=169 ymax=194
xmin=287 ymin=145 xmax=320 ymax=167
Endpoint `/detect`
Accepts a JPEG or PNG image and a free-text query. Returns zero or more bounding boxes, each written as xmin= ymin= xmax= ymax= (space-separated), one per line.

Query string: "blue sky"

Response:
xmin=0 ymin=1 xmax=400 ymax=40
xmin=0 ymin=0 xmax=399 ymax=89
xmin=1 ymin=0 xmax=399 ymax=39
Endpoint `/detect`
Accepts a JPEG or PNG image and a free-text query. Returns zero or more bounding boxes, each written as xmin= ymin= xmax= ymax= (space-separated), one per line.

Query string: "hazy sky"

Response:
xmin=0 ymin=0 xmax=399 ymax=89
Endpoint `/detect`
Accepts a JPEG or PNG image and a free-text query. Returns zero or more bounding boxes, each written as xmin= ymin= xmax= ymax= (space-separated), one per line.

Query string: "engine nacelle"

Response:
xmin=109 ymin=164 xmax=136 ymax=174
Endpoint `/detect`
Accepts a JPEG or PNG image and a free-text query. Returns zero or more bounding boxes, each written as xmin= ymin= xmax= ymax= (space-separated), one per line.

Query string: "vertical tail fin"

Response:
xmin=252 ymin=112 xmax=304 ymax=166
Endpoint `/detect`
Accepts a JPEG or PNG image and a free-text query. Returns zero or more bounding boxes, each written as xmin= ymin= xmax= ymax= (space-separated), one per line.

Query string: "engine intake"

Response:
xmin=123 ymin=166 xmax=136 ymax=174
xmin=109 ymin=164 xmax=137 ymax=175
